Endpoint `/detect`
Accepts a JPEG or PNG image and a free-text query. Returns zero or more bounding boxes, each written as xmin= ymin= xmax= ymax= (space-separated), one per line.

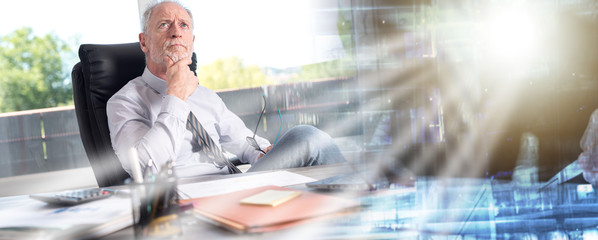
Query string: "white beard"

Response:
xmin=149 ymin=38 xmax=193 ymax=64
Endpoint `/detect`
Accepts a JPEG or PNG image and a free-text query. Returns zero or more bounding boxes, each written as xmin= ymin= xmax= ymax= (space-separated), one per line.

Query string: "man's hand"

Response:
xmin=165 ymin=56 xmax=197 ymax=101
xmin=257 ymin=145 xmax=273 ymax=160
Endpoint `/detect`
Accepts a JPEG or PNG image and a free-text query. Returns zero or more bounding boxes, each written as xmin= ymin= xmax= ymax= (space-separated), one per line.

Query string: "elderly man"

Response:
xmin=106 ymin=0 xmax=344 ymax=178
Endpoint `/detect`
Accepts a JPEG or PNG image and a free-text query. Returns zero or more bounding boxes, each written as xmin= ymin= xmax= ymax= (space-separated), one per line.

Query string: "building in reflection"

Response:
xmin=328 ymin=0 xmax=598 ymax=182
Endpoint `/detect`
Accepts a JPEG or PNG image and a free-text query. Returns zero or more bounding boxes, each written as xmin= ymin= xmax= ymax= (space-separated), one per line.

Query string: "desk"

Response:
xmin=109 ymin=164 xmax=598 ymax=239
xmin=2 ymin=164 xmax=598 ymax=239
xmin=105 ymin=163 xmax=353 ymax=239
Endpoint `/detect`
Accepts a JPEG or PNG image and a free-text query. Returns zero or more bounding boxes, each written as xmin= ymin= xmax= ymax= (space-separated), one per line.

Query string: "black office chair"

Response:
xmin=72 ymin=43 xmax=144 ymax=187
xmin=73 ymin=43 xmax=242 ymax=187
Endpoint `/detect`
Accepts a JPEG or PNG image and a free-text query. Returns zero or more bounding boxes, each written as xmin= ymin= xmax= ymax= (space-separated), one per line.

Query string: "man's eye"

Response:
xmin=181 ymin=23 xmax=189 ymax=28
xmin=159 ymin=23 xmax=168 ymax=28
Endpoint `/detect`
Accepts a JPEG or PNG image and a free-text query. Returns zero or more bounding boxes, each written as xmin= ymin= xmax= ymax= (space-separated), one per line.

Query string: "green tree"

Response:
xmin=198 ymin=57 xmax=272 ymax=90
xmin=0 ymin=27 xmax=73 ymax=113
xmin=295 ymin=59 xmax=355 ymax=82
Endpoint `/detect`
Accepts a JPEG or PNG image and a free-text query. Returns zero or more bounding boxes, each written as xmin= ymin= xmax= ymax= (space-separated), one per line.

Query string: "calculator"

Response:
xmin=30 ymin=188 xmax=116 ymax=206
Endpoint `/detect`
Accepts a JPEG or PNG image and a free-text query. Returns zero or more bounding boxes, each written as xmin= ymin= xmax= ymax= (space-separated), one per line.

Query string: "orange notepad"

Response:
xmin=180 ymin=185 xmax=360 ymax=233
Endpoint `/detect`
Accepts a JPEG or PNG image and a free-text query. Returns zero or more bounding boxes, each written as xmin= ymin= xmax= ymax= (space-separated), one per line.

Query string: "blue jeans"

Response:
xmin=247 ymin=125 xmax=346 ymax=172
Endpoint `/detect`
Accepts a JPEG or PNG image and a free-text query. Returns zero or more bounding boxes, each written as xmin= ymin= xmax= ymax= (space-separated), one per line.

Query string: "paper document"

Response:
xmin=240 ymin=190 xmax=301 ymax=207
xmin=0 ymin=196 xmax=130 ymax=228
xmin=0 ymin=195 xmax=132 ymax=239
xmin=177 ymin=171 xmax=316 ymax=199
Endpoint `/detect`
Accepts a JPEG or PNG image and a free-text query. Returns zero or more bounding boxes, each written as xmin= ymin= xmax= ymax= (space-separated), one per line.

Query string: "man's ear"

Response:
xmin=139 ymin=33 xmax=149 ymax=53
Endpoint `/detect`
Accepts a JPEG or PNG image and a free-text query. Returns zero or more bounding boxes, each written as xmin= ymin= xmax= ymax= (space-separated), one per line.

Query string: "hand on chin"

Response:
xmin=166 ymin=52 xmax=189 ymax=64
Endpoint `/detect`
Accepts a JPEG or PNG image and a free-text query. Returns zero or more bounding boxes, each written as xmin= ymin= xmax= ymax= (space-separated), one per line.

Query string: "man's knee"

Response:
xmin=285 ymin=125 xmax=332 ymax=144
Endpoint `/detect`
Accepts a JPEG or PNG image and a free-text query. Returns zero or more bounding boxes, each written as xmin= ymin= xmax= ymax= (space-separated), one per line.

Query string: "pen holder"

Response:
xmin=128 ymin=176 xmax=181 ymax=239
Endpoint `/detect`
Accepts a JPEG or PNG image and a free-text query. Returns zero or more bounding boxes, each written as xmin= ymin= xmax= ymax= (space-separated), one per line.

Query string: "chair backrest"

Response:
xmin=72 ymin=43 xmax=145 ymax=187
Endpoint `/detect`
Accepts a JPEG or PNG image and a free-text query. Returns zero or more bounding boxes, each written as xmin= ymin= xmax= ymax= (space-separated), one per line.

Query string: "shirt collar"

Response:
xmin=142 ymin=67 xmax=167 ymax=95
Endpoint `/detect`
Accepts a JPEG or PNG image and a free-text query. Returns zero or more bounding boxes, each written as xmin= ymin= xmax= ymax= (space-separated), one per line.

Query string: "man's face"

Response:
xmin=141 ymin=2 xmax=195 ymax=65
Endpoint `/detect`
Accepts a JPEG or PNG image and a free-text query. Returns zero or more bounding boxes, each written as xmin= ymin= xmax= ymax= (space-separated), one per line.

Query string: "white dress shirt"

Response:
xmin=107 ymin=67 xmax=270 ymax=178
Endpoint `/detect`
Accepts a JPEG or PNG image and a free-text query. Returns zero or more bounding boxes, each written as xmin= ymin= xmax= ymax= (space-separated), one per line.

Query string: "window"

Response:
xmin=0 ymin=1 xmax=139 ymax=189
xmin=0 ymin=0 xmax=358 ymax=193
xmin=2 ymin=0 xmax=598 ymax=196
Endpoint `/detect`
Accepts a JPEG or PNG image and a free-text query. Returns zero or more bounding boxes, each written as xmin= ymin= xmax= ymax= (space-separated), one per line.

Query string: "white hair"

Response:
xmin=140 ymin=0 xmax=194 ymax=34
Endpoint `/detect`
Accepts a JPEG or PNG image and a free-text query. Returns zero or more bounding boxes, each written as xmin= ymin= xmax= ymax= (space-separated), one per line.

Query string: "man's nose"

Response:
xmin=169 ymin=24 xmax=182 ymax=38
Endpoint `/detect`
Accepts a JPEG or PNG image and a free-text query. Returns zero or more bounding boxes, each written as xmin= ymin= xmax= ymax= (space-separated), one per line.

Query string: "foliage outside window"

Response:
xmin=0 ymin=27 xmax=74 ymax=113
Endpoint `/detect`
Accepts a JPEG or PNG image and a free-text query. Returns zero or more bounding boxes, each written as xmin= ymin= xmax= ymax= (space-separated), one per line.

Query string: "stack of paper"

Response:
xmin=177 ymin=171 xmax=317 ymax=199
xmin=0 ymin=196 xmax=131 ymax=239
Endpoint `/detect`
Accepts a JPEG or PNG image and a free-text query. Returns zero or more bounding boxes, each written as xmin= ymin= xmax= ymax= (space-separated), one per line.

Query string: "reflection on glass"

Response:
xmin=246 ymin=95 xmax=267 ymax=154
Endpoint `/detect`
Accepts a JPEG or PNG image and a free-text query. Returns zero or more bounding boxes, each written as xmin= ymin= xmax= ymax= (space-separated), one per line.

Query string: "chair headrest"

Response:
xmin=78 ymin=42 xmax=146 ymax=103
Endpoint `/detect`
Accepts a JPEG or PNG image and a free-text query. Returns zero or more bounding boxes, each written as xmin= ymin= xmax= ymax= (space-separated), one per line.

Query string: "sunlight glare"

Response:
xmin=483 ymin=7 xmax=536 ymax=64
